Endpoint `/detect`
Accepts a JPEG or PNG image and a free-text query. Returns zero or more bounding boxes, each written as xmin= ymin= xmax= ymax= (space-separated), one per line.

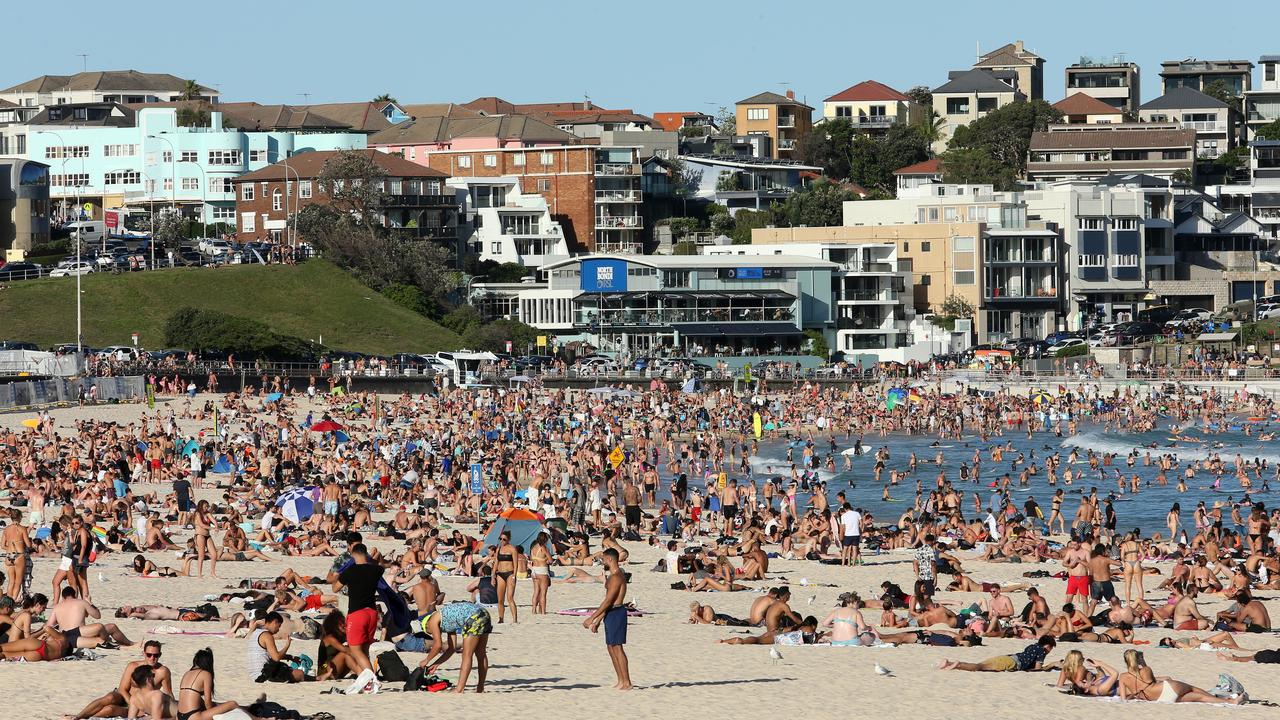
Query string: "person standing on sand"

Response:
xmin=332 ymin=543 xmax=381 ymax=675
xmin=584 ymin=548 xmax=632 ymax=690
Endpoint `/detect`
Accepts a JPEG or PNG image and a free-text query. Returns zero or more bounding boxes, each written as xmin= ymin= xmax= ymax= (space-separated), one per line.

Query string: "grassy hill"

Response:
xmin=0 ymin=260 xmax=462 ymax=354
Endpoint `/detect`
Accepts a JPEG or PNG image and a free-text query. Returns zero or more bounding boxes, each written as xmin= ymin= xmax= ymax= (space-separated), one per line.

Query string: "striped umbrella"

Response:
xmin=275 ymin=486 xmax=321 ymax=523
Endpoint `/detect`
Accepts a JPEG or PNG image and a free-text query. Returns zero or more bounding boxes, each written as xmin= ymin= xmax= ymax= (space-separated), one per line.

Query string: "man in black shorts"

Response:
xmin=1219 ymin=648 xmax=1280 ymax=664
xmin=721 ymin=480 xmax=738 ymax=537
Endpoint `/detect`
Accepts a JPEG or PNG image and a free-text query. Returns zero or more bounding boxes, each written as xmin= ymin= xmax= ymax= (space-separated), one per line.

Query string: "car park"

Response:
xmin=49 ymin=262 xmax=96 ymax=277
xmin=0 ymin=340 xmax=40 ymax=351
xmin=1258 ymin=303 xmax=1280 ymax=320
xmin=98 ymin=345 xmax=140 ymax=362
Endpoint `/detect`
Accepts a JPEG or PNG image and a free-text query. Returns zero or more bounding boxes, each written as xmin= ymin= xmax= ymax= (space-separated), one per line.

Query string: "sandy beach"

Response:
xmin=0 ymin=397 xmax=1276 ymax=720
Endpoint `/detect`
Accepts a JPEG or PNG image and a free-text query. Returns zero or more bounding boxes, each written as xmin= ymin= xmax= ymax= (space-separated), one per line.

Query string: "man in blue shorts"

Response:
xmin=584 ymin=548 xmax=633 ymax=690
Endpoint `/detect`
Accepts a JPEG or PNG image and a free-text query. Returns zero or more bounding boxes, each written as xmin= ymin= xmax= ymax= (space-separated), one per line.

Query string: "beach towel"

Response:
xmin=149 ymin=626 xmax=227 ymax=636
xmin=556 ymin=606 xmax=649 ymax=617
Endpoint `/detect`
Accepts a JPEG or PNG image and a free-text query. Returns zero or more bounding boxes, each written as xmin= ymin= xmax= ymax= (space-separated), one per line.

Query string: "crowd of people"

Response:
xmin=0 ymin=371 xmax=1276 ymax=716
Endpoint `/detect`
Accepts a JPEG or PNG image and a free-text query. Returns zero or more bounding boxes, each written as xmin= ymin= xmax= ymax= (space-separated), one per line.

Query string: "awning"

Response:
xmin=670 ymin=322 xmax=804 ymax=337
xmin=1196 ymin=331 xmax=1239 ymax=342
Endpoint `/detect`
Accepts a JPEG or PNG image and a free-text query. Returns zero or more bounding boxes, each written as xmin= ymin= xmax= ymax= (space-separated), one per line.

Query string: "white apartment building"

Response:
xmin=451 ymin=176 xmax=569 ymax=267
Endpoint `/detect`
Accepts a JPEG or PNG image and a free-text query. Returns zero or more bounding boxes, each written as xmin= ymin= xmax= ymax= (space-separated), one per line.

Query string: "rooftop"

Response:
xmin=1 ymin=70 xmax=214 ymax=96
xmin=232 ymin=149 xmax=447 ymax=183
xmin=680 ymin=153 xmax=822 ymax=171
xmin=737 ymin=91 xmax=814 ymax=110
xmin=1030 ymin=124 xmax=1197 ymax=150
xmin=369 ymin=114 xmax=577 ymax=146
xmin=1139 ymin=86 xmax=1229 ymax=111
xmin=541 ymin=253 xmax=837 ymax=271
xmin=934 ymin=69 xmax=1019 ymax=95
xmin=1052 ymin=93 xmax=1125 ymax=116
xmin=824 ymin=80 xmax=910 ymax=103
xmin=892 ymin=158 xmax=942 ymax=176
xmin=1160 ymin=58 xmax=1255 ymax=74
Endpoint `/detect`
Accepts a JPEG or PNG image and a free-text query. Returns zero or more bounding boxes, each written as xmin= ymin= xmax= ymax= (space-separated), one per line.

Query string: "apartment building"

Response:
xmin=821 ymin=81 xmax=923 ymax=133
xmin=0 ymin=158 xmax=50 ymax=255
xmin=1138 ymin=87 xmax=1237 ymax=159
xmin=1244 ymin=55 xmax=1280 ymax=141
xmin=1064 ymin=59 xmax=1141 ymax=115
xmin=893 ymin=159 xmax=944 ymax=192
xmin=652 ymin=112 xmax=716 ymax=134
xmin=1052 ymin=93 xmax=1126 ymax=125
xmin=679 ymin=154 xmax=819 ymax=214
xmin=1027 ymin=124 xmax=1197 ymax=182
xmin=450 ymin=175 xmax=568 ymax=267
xmin=930 ymin=70 xmax=1023 ymax=154
xmin=0 ymin=70 xmax=218 ymax=109
xmin=974 ymin=41 xmax=1045 ymax=101
xmin=1206 ymin=140 xmax=1280 ymax=239
xmin=1160 ymin=58 xmax=1253 ymax=97
xmin=1 ymin=107 xmax=366 ymax=227
xmin=735 ymin=91 xmax=813 ymax=160
xmin=230 ymin=150 xmax=457 ymax=247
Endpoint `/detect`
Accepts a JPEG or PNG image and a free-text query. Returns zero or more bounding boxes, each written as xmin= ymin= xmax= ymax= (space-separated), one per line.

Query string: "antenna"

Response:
xmin=976 ymin=41 xmax=981 ymax=63
xmin=298 ymin=92 xmax=311 ymax=104
xmin=77 ymin=54 xmax=88 ymax=72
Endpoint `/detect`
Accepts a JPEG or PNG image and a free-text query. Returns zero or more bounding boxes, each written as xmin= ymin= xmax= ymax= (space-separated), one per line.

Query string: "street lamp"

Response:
xmin=147 ymin=135 xmax=178 ymax=255
xmin=36 ymin=130 xmax=83 ymax=353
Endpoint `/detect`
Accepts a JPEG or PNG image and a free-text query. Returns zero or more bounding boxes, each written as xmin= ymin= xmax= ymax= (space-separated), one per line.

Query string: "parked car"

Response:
xmin=1165 ymin=309 xmax=1211 ymax=326
xmin=0 ymin=340 xmax=40 ymax=351
xmin=575 ymin=356 xmax=618 ymax=373
xmin=148 ymin=348 xmax=188 ymax=362
xmin=1258 ymin=303 xmax=1280 ymax=320
xmin=200 ymin=239 xmax=232 ymax=257
xmin=0 ymin=262 xmax=41 ymax=281
xmin=1115 ymin=321 xmax=1164 ymax=345
xmin=1046 ymin=338 xmax=1087 ymax=354
xmin=98 ymin=345 xmax=140 ymax=362
xmin=49 ymin=262 xmax=96 ymax=277
xmin=1043 ymin=330 xmax=1084 ymax=345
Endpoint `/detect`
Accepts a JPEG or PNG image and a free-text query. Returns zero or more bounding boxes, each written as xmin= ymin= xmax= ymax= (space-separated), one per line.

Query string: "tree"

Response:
xmin=179 ymin=79 xmax=202 ymax=101
xmin=1202 ymin=80 xmax=1239 ymax=108
xmin=948 ymin=99 xmax=1062 ymax=176
xmin=1256 ymin=119 xmax=1280 ymax=141
xmin=939 ymin=147 xmax=1019 ymax=190
xmin=372 ymin=93 xmax=398 ymax=104
xmin=440 ymin=304 xmax=483 ymax=336
xmin=715 ymin=105 xmax=736 ymax=136
xmin=152 ymin=207 xmax=185 ymax=251
xmin=804 ymin=330 xmax=829 ymax=359
xmin=940 ymin=293 xmax=975 ymax=319
xmin=798 ymin=117 xmax=858 ymax=181
xmin=381 ymin=283 xmax=432 ymax=316
xmin=905 ymin=86 xmax=933 ymax=109
xmin=671 ymin=240 xmax=699 ymax=255
xmin=176 ymin=106 xmax=209 ymax=127
xmin=317 ymin=150 xmax=389 ymax=236
xmin=1171 ymin=168 xmax=1194 ymax=186
xmin=164 ymin=307 xmax=320 ymax=360
xmin=777 ymin=180 xmax=857 ymax=227
xmin=708 ymin=204 xmax=735 ymax=237
xmin=665 ymin=216 xmax=700 ymax=239
xmin=462 ymin=318 xmax=540 ymax=354
xmin=799 ymin=119 xmax=930 ymax=192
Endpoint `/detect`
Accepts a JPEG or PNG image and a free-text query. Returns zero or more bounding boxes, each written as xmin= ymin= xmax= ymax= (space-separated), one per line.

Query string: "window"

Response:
xmin=483 ymin=154 xmax=497 ymax=167
xmin=1114 ymin=254 xmax=1138 ymax=267
xmin=272 ymin=189 xmax=282 ymax=211
xmin=662 ymin=270 xmax=691 ymax=288
xmin=211 ymin=206 xmax=235 ymax=221
xmin=211 ymin=177 xmax=234 ymax=194
xmin=458 ymin=155 xmax=472 ymax=168
xmin=163 ymin=178 xmax=173 ymax=191
xmin=491 ymin=242 xmax=503 ymax=254
xmin=1162 ymin=150 xmax=1188 ymax=160
xmin=181 ymin=177 xmax=199 ymax=190
xmin=180 ymin=150 xmax=198 ymax=163
xmin=921 ymin=241 xmax=931 ymax=252
xmin=540 ymin=151 xmax=554 ymax=165
xmin=300 ymin=180 xmax=312 ymax=198
xmin=953 ymin=236 xmax=975 ymax=252
xmin=241 ymin=212 xmax=255 ymax=232
xmin=249 ymin=150 xmax=267 ymax=163
xmin=945 ymin=98 xmax=970 ymax=115
xmin=45 ymin=145 xmax=89 ymax=159
xmin=1078 ymin=254 xmax=1106 ymax=267
xmin=967 ymin=206 xmax=984 ymax=221
xmin=1113 ymin=218 xmax=1138 ymax=231
xmin=536 ymin=179 xmax=551 ymax=192
xmin=162 ymin=150 xmax=172 ymax=163
xmin=513 ymin=153 xmax=525 ymax=167
xmin=902 ymin=243 xmax=910 ymax=253
xmin=104 ymin=170 xmax=140 ymax=185
xmin=944 ymin=207 xmax=958 ymax=222
xmin=835 ymin=106 xmax=852 ymax=118
xmin=207 ymin=150 xmax=242 ymax=166
xmin=919 ymin=274 xmax=931 ymax=286
xmin=1078 ymin=217 xmax=1105 ymax=231
xmin=1268 ymin=63 xmax=1277 ymax=83
xmin=501 ymin=214 xmax=539 ymax=235
xmin=50 ymin=173 xmax=89 ymax=187
xmin=953 ymin=270 xmax=975 ymax=285
xmin=241 ymin=183 xmax=254 ymax=201
xmin=746 ymin=108 xmax=769 ymax=121
xmin=103 ymin=144 xmax=138 ymax=157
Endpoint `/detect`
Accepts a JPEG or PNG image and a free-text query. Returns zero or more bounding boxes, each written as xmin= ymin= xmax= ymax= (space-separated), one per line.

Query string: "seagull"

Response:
xmin=807 ymin=594 xmax=816 ymax=605
xmin=874 ymin=662 xmax=893 ymax=677
xmin=98 ymin=572 xmax=110 ymax=584
xmin=769 ymin=646 xmax=783 ymax=665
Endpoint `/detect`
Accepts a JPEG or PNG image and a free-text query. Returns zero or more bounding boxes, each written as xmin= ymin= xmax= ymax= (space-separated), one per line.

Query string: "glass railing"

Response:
xmin=840 ymin=289 xmax=898 ymax=302
xmin=574 ymin=307 xmax=796 ymax=325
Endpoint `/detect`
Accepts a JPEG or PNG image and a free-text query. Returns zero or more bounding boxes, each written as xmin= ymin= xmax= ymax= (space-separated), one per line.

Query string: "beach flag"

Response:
xmin=213 ymin=406 xmax=219 ymax=437
xmin=908 ymin=388 xmax=922 ymax=403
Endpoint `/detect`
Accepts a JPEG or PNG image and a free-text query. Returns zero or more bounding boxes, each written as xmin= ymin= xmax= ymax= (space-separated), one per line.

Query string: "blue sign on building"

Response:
xmin=581 ymin=259 xmax=628 ymax=292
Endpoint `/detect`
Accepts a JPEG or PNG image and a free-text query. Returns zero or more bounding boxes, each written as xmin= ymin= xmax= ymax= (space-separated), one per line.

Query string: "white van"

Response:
xmin=66 ymin=220 xmax=107 ymax=244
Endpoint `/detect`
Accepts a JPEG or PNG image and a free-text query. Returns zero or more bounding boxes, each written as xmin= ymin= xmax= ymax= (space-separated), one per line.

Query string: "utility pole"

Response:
xmin=77 ymin=54 xmax=88 ymax=72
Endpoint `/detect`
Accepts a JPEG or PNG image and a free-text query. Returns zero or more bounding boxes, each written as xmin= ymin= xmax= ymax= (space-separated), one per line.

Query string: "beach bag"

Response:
xmin=344 ymin=668 xmax=381 ymax=695
xmin=376 ymin=651 xmax=410 ymax=682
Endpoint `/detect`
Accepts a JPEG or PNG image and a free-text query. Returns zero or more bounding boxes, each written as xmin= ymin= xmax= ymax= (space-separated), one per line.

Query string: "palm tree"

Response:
xmin=372 ymin=93 xmax=398 ymax=104
xmin=914 ymin=110 xmax=945 ymax=146
xmin=179 ymin=79 xmax=202 ymax=101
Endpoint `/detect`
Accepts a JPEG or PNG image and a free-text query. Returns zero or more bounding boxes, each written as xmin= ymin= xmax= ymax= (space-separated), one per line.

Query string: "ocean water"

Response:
xmin=735 ymin=421 xmax=1277 ymax=538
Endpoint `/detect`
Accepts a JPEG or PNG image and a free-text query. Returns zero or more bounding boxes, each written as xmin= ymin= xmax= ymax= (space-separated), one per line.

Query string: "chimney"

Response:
xmin=785 ymin=89 xmax=795 ymax=100
xmin=585 ymin=99 xmax=594 ymax=110
xmin=1015 ymin=40 xmax=1024 ymax=53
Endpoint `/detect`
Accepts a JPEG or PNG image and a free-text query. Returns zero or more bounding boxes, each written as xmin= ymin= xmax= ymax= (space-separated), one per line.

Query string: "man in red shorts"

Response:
xmin=333 ymin=543 xmax=382 ymax=675
xmin=1062 ymin=540 xmax=1090 ymax=608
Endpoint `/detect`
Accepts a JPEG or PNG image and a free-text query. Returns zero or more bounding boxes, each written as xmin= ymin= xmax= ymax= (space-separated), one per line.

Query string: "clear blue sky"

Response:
xmin=9 ymin=1 xmax=1276 ymax=113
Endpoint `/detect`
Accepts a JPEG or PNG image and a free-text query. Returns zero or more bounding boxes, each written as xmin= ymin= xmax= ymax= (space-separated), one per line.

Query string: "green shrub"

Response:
xmin=381 ymin=283 xmax=431 ymax=316
xmin=163 ymin=306 xmax=322 ymax=360
xmin=1055 ymin=343 xmax=1089 ymax=359
xmin=805 ymin=329 xmax=829 ymax=358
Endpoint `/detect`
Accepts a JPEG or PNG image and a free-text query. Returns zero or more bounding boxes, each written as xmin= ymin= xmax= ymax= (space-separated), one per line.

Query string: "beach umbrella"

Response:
xmin=180 ymin=439 xmax=200 ymax=456
xmin=329 ymin=386 xmax=346 ymax=397
xmin=20 ymin=418 xmax=39 ymax=429
xmin=482 ymin=507 xmax=546 ymax=554
xmin=310 ymin=420 xmax=344 ymax=433
xmin=334 ymin=430 xmax=351 ymax=443
xmin=265 ymin=392 xmax=283 ymax=403
xmin=275 ymin=486 xmax=320 ymax=523
xmin=1030 ymin=391 xmax=1053 ymax=405
xmin=587 ymin=387 xmax=614 ymax=395
xmin=211 ymin=454 xmax=234 ymax=474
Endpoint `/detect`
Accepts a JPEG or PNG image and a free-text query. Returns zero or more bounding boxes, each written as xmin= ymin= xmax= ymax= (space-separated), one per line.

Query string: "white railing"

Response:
xmin=595 ymin=163 xmax=639 ymax=176
xmin=596 ymin=215 xmax=643 ymax=228
xmin=777 ymin=117 xmax=796 ymax=128
xmin=594 ymin=190 xmax=641 ymax=202
xmin=1181 ymin=120 xmax=1226 ymax=132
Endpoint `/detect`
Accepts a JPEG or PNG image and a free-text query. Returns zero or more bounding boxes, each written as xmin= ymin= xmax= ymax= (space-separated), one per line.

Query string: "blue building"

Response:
xmin=12 ymin=107 xmax=366 ymax=230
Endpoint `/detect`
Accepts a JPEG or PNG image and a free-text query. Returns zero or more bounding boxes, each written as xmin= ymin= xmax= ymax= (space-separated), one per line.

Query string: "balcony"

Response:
xmin=777 ymin=116 xmax=796 ymax=129
xmin=777 ymin=139 xmax=797 ymax=151
xmin=838 ymin=261 xmax=896 ymax=273
xmin=591 ymin=239 xmax=643 ymax=255
xmin=839 ymin=289 xmax=899 ymax=303
xmin=596 ymin=215 xmax=643 ymax=229
xmin=575 ymin=307 xmax=797 ymax=326
xmin=1180 ymin=121 xmax=1226 ymax=132
xmin=856 ymin=115 xmax=898 ymax=128
xmin=986 ymin=251 xmax=1056 ymax=264
xmin=985 ymin=287 xmax=1059 ymax=301
xmin=595 ymin=189 xmax=642 ymax=202
xmin=387 ymin=225 xmax=456 ymax=240
xmin=595 ymin=163 xmax=640 ymax=176
xmin=385 ymin=193 xmax=457 ymax=207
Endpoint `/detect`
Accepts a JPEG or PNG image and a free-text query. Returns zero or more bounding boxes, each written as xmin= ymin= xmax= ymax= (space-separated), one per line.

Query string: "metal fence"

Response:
xmin=0 ymin=375 xmax=145 ymax=410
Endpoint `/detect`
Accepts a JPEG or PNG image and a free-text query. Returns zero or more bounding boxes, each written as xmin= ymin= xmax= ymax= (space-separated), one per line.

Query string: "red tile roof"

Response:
xmin=652 ymin=112 xmax=711 ymax=132
xmin=824 ymin=80 xmax=910 ymax=103
xmin=232 ymin=149 xmax=446 ymax=183
xmin=893 ymin=158 xmax=942 ymax=175
xmin=1052 ymin=93 xmax=1123 ymax=116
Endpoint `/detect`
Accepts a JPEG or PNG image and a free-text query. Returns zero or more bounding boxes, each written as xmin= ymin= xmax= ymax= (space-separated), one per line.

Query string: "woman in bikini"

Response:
xmin=1056 ymin=650 xmax=1121 ymax=696
xmin=1118 ymin=648 xmax=1242 ymax=704
xmin=528 ymin=532 xmax=552 ymax=615
xmin=176 ymin=648 xmax=240 ymax=720
xmin=491 ymin=531 xmax=520 ymax=624
xmin=192 ymin=500 xmax=217 ymax=579
xmin=1119 ymin=531 xmax=1143 ymax=602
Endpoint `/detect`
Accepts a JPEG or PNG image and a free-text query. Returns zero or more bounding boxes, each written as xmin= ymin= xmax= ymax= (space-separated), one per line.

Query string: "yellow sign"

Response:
xmin=608 ymin=446 xmax=625 ymax=469
xmin=752 ymin=412 xmax=762 ymax=439
xmin=83 ymin=202 xmax=94 ymax=213
xmin=536 ymin=335 xmax=547 ymax=347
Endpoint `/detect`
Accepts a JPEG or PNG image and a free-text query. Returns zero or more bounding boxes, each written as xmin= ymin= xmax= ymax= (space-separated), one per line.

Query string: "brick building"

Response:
xmin=230 ymin=149 xmax=458 ymax=247
xmin=410 ymin=145 xmax=642 ymax=254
